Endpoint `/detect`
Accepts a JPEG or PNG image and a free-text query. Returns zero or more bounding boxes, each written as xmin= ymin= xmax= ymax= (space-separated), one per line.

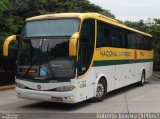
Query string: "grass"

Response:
xmin=153 ymin=71 xmax=160 ymax=76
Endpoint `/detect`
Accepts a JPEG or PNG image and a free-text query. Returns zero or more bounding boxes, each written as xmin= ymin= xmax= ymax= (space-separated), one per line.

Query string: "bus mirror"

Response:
xmin=69 ymin=32 xmax=80 ymax=57
xmin=3 ymin=35 xmax=17 ymax=57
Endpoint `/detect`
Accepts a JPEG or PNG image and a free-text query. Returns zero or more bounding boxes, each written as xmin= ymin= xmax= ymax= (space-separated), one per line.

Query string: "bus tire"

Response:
xmin=92 ymin=78 xmax=107 ymax=102
xmin=138 ymin=70 xmax=145 ymax=86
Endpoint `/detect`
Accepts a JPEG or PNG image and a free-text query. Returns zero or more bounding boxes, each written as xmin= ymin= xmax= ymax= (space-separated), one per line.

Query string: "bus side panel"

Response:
xmin=147 ymin=62 xmax=153 ymax=78
xmin=115 ymin=64 xmax=131 ymax=89
xmin=115 ymin=61 xmax=153 ymax=90
xmin=134 ymin=62 xmax=153 ymax=79
xmin=75 ymin=68 xmax=97 ymax=101
xmin=94 ymin=65 xmax=115 ymax=92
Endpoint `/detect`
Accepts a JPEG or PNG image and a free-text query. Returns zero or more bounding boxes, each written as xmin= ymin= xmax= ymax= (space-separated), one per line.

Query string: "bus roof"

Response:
xmin=26 ymin=13 xmax=152 ymax=37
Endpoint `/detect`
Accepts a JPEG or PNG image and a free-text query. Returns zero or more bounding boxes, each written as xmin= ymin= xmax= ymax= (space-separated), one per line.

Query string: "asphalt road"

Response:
xmin=0 ymin=76 xmax=160 ymax=119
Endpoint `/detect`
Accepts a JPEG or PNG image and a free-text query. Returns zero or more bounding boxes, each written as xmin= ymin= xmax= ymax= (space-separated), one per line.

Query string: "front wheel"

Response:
xmin=92 ymin=78 xmax=107 ymax=102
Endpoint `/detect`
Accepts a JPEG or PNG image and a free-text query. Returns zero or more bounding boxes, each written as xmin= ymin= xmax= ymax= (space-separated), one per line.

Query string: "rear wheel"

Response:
xmin=92 ymin=78 xmax=107 ymax=102
xmin=138 ymin=71 xmax=145 ymax=86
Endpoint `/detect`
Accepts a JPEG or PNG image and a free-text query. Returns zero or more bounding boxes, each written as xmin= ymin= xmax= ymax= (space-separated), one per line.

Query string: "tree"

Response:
xmin=11 ymin=0 xmax=114 ymax=18
xmin=0 ymin=0 xmax=11 ymax=12
xmin=0 ymin=0 xmax=115 ymax=40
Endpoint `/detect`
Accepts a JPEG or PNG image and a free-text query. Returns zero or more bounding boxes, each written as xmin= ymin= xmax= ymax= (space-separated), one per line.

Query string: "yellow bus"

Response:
xmin=3 ymin=13 xmax=153 ymax=103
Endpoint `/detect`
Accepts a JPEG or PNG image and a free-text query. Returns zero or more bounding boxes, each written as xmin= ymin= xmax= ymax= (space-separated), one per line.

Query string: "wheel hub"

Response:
xmin=96 ymin=83 xmax=104 ymax=98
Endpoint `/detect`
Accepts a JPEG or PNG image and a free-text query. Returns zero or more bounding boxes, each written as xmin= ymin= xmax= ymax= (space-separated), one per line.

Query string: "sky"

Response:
xmin=89 ymin=0 xmax=160 ymax=21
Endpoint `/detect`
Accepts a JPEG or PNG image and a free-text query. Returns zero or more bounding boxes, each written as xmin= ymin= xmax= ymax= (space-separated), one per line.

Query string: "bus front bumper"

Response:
xmin=16 ymin=87 xmax=79 ymax=103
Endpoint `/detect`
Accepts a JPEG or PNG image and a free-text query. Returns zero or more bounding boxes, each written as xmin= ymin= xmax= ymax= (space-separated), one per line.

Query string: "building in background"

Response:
xmin=145 ymin=18 xmax=155 ymax=26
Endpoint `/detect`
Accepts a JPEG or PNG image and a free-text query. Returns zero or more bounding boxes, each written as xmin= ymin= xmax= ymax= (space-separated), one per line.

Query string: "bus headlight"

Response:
xmin=55 ymin=86 xmax=75 ymax=92
xmin=16 ymin=82 xmax=26 ymax=89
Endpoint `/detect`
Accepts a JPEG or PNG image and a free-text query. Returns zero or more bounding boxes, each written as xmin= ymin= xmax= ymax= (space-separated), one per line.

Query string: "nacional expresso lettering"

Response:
xmin=98 ymin=49 xmax=132 ymax=57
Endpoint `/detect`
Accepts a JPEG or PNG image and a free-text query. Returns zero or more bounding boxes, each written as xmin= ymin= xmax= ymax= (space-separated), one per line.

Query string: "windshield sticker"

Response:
xmin=40 ymin=67 xmax=47 ymax=77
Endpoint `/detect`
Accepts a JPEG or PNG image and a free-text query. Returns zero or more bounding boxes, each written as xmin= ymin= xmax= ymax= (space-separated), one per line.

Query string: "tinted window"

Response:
xmin=110 ymin=26 xmax=119 ymax=47
xmin=144 ymin=37 xmax=153 ymax=50
xmin=118 ymin=28 xmax=128 ymax=48
xmin=96 ymin=20 xmax=152 ymax=50
xmin=97 ymin=21 xmax=111 ymax=47
xmin=23 ymin=19 xmax=79 ymax=37
xmin=128 ymin=32 xmax=153 ymax=50
xmin=78 ymin=19 xmax=95 ymax=76
xmin=137 ymin=35 xmax=143 ymax=49
xmin=128 ymin=32 xmax=136 ymax=49
xmin=97 ymin=21 xmax=128 ymax=48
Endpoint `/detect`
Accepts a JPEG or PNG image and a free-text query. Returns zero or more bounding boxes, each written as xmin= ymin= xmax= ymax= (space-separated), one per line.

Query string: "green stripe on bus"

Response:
xmin=93 ymin=59 xmax=153 ymax=67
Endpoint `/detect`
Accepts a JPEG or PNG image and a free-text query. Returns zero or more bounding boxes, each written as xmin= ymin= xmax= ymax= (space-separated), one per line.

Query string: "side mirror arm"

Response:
xmin=3 ymin=35 xmax=17 ymax=56
xmin=69 ymin=32 xmax=80 ymax=57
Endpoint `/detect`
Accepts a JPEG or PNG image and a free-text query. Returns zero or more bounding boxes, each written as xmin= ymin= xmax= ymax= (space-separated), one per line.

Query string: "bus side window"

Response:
xmin=146 ymin=38 xmax=153 ymax=50
xmin=110 ymin=26 xmax=118 ymax=47
xmin=97 ymin=22 xmax=129 ymax=49
xmin=118 ymin=28 xmax=128 ymax=48
xmin=96 ymin=21 xmax=111 ymax=47
xmin=139 ymin=35 xmax=144 ymax=50
xmin=110 ymin=26 xmax=127 ymax=48
xmin=128 ymin=33 xmax=136 ymax=49
xmin=135 ymin=34 xmax=140 ymax=49
xmin=149 ymin=38 xmax=153 ymax=50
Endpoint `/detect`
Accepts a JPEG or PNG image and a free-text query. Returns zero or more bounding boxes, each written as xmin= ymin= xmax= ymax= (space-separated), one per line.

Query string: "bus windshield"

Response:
xmin=17 ymin=18 xmax=79 ymax=79
xmin=18 ymin=38 xmax=76 ymax=78
xmin=23 ymin=19 xmax=80 ymax=37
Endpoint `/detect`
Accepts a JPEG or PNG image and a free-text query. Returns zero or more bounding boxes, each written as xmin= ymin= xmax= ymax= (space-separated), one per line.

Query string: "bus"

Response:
xmin=3 ymin=13 xmax=153 ymax=103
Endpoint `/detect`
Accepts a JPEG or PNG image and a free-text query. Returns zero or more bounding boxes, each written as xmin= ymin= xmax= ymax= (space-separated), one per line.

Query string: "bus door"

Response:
xmin=77 ymin=19 xmax=96 ymax=98
xmin=78 ymin=19 xmax=95 ymax=78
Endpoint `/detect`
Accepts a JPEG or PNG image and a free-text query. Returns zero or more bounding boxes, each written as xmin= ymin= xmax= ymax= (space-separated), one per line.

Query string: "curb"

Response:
xmin=0 ymin=85 xmax=15 ymax=90
xmin=153 ymin=73 xmax=160 ymax=78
